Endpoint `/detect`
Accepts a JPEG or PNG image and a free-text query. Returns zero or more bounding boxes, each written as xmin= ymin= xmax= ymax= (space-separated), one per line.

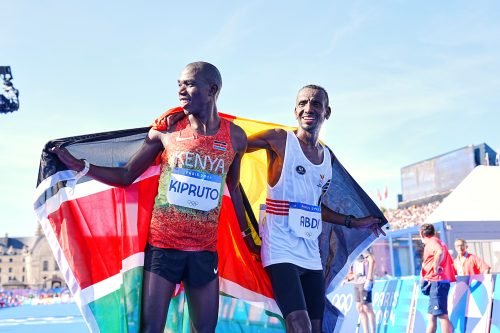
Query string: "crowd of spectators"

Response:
xmin=0 ymin=288 xmax=73 ymax=308
xmin=385 ymin=201 xmax=441 ymax=230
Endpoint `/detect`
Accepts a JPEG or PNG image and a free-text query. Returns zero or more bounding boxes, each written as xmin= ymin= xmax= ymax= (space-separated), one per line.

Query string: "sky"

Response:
xmin=1 ymin=0 xmax=499 ymax=237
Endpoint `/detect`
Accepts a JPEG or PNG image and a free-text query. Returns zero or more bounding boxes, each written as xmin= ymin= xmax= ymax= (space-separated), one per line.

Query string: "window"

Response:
xmin=392 ymin=235 xmax=412 ymax=276
xmin=9 ymin=258 xmax=13 ymax=263
xmin=8 ymin=267 xmax=12 ymax=273
xmin=411 ymin=232 xmax=425 ymax=275
xmin=372 ymin=239 xmax=392 ymax=278
xmin=43 ymin=260 xmax=49 ymax=271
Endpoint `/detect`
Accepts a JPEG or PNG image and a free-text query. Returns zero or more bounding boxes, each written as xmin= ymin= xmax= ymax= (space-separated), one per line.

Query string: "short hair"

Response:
xmin=455 ymin=238 xmax=467 ymax=245
xmin=186 ymin=61 xmax=222 ymax=97
xmin=420 ymin=223 xmax=435 ymax=237
xmin=299 ymin=84 xmax=329 ymax=106
xmin=3 ymin=80 xmax=13 ymax=87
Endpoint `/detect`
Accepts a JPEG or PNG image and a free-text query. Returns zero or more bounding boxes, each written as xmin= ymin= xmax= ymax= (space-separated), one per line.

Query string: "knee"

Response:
xmin=285 ymin=310 xmax=312 ymax=333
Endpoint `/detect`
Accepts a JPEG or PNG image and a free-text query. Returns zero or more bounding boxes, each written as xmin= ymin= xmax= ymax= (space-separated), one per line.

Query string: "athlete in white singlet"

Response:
xmin=247 ymin=85 xmax=385 ymax=333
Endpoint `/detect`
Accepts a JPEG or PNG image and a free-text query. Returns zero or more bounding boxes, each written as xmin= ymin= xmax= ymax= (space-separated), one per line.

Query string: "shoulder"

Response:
xmin=260 ymin=128 xmax=288 ymax=144
xmin=228 ymin=121 xmax=247 ymax=153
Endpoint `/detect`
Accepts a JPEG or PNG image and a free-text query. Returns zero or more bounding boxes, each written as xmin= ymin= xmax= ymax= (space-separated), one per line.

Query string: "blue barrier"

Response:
xmin=328 ymin=274 xmax=498 ymax=333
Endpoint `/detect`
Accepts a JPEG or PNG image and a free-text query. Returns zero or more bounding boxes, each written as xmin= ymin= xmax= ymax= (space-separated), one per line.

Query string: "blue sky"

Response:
xmin=1 ymin=0 xmax=499 ymax=237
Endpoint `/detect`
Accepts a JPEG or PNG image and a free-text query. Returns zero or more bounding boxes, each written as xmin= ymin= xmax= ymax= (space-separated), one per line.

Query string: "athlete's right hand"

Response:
xmin=50 ymin=146 xmax=85 ymax=172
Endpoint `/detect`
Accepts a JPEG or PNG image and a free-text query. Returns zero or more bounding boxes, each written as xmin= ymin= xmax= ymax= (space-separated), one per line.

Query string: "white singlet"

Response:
xmin=260 ymin=131 xmax=332 ymax=270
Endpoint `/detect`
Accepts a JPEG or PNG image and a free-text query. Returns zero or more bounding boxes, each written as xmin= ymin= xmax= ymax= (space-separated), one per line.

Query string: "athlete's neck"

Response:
xmin=188 ymin=108 xmax=220 ymax=135
xmin=295 ymin=129 xmax=320 ymax=149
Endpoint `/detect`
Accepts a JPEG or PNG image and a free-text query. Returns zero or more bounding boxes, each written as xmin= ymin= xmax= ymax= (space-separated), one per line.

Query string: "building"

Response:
xmin=0 ymin=230 xmax=64 ymax=289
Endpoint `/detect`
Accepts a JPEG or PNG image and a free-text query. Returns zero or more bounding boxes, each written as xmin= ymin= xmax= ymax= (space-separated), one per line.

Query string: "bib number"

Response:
xmin=167 ymin=168 xmax=222 ymax=212
xmin=288 ymin=202 xmax=322 ymax=240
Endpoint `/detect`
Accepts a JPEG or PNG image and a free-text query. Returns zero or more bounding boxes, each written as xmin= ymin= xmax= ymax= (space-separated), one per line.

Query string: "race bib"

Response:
xmin=288 ymin=202 xmax=322 ymax=240
xmin=167 ymin=167 xmax=222 ymax=212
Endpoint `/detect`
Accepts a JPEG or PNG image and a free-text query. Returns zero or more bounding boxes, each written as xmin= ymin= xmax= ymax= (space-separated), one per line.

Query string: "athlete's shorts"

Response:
xmin=144 ymin=244 xmax=218 ymax=288
xmin=428 ymin=281 xmax=450 ymax=316
xmin=265 ymin=263 xmax=325 ymax=320
xmin=354 ymin=283 xmax=372 ymax=304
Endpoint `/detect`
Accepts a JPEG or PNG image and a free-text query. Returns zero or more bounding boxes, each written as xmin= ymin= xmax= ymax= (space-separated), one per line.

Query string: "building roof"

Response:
xmin=0 ymin=235 xmax=37 ymax=252
xmin=424 ymin=166 xmax=500 ymax=223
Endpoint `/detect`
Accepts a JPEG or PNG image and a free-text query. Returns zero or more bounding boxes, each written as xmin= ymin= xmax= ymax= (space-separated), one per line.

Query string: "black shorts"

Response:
xmin=354 ymin=283 xmax=372 ymax=304
xmin=144 ymin=244 xmax=218 ymax=288
xmin=428 ymin=281 xmax=450 ymax=316
xmin=265 ymin=263 xmax=325 ymax=320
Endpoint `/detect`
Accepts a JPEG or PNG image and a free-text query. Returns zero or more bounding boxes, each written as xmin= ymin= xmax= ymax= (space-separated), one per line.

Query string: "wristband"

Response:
xmin=75 ymin=159 xmax=90 ymax=179
xmin=344 ymin=214 xmax=355 ymax=229
xmin=241 ymin=228 xmax=252 ymax=238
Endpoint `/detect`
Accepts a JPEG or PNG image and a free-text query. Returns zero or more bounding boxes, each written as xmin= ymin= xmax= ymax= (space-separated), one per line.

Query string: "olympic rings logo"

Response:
xmin=305 ymin=231 xmax=312 ymax=237
xmin=187 ymin=200 xmax=198 ymax=207
xmin=330 ymin=293 xmax=353 ymax=313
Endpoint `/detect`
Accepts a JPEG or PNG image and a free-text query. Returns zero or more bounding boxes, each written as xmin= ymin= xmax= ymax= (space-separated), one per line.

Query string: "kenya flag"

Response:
xmin=34 ymin=108 xmax=387 ymax=332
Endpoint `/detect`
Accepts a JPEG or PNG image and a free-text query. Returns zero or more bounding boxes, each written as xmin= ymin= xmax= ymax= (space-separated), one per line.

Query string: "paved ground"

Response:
xmin=0 ymin=303 xmax=87 ymax=333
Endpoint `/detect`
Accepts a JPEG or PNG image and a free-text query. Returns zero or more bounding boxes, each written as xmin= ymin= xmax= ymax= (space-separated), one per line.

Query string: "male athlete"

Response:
xmin=51 ymin=62 xmax=250 ymax=333
xmin=246 ymin=85 xmax=384 ymax=333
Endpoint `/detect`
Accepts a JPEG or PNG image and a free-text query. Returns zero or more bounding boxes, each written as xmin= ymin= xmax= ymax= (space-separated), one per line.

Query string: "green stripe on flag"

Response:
xmin=88 ymin=267 xmax=143 ymax=333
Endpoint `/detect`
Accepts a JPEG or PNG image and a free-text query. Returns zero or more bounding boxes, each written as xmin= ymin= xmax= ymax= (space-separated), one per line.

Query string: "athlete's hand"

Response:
xmin=352 ymin=216 xmax=386 ymax=237
xmin=50 ymin=146 xmax=85 ymax=172
xmin=165 ymin=112 xmax=185 ymax=130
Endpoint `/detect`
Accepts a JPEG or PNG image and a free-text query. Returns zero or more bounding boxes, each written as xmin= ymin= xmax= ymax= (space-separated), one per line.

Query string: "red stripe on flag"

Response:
xmin=47 ymin=176 xmax=158 ymax=289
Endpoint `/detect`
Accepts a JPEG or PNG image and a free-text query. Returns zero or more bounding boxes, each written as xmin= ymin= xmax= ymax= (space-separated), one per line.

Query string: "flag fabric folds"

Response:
xmin=34 ymin=108 xmax=387 ymax=332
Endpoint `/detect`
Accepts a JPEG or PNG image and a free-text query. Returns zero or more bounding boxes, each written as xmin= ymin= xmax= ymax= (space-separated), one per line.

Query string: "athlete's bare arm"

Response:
xmin=321 ymin=203 xmax=386 ymax=237
xmin=226 ymin=123 xmax=261 ymax=256
xmin=247 ymin=128 xmax=287 ymax=187
xmin=50 ymin=128 xmax=165 ymax=187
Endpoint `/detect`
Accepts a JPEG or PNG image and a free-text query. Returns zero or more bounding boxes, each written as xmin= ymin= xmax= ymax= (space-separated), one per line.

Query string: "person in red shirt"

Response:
xmin=454 ymin=238 xmax=490 ymax=276
xmin=420 ymin=223 xmax=455 ymax=333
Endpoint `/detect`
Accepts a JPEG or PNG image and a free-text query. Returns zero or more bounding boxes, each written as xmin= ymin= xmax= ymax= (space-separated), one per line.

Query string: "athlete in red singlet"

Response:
xmin=51 ymin=62 xmax=251 ymax=333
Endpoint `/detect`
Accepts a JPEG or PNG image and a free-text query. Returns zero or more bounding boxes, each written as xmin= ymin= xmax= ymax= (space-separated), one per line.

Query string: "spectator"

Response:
xmin=453 ymin=239 xmax=490 ymax=275
xmin=420 ymin=223 xmax=455 ymax=333
xmin=345 ymin=250 xmax=376 ymax=333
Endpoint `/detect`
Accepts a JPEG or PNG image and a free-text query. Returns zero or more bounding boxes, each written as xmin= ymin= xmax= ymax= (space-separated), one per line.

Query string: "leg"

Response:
xmin=285 ymin=310 xmax=312 ymax=333
xmin=300 ymin=269 xmax=325 ymax=333
xmin=357 ymin=303 xmax=368 ymax=333
xmin=426 ymin=314 xmax=437 ymax=333
xmin=438 ymin=314 xmax=453 ymax=333
xmin=362 ymin=304 xmax=376 ymax=333
xmin=140 ymin=270 xmax=176 ymax=333
xmin=265 ymin=264 xmax=311 ymax=333
xmin=184 ymin=277 xmax=219 ymax=333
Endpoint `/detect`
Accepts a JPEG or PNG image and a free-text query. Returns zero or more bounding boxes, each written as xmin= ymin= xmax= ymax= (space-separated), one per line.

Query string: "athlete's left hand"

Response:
xmin=352 ymin=216 xmax=386 ymax=237
xmin=165 ymin=112 xmax=185 ymax=130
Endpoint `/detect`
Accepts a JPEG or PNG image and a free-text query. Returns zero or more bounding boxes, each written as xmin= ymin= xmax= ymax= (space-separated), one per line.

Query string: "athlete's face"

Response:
xmin=294 ymin=88 xmax=331 ymax=132
xmin=177 ymin=66 xmax=214 ymax=115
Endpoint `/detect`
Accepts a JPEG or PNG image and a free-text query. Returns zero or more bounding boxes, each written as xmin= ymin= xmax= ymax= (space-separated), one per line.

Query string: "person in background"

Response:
xmin=453 ymin=238 xmax=490 ymax=276
xmin=420 ymin=223 xmax=455 ymax=333
xmin=345 ymin=249 xmax=376 ymax=333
